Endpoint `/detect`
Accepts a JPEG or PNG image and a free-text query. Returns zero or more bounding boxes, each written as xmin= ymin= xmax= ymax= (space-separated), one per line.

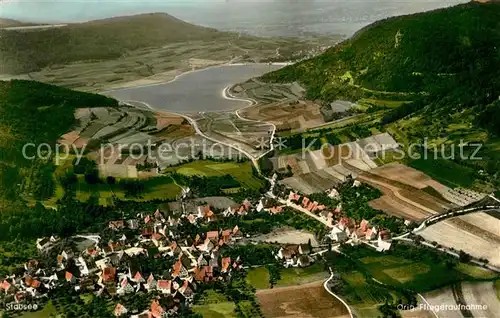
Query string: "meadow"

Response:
xmin=164 ymin=160 xmax=264 ymax=190
xmin=44 ymin=156 xmax=182 ymax=207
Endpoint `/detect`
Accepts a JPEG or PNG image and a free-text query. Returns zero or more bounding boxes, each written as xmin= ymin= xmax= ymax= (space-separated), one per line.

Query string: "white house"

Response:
xmin=376 ymin=234 xmax=392 ymax=252
xmin=376 ymin=240 xmax=392 ymax=252
xmin=256 ymin=200 xmax=264 ymax=212
xmin=365 ymin=227 xmax=378 ymax=240
xmin=330 ymin=226 xmax=348 ymax=242
xmin=117 ymin=278 xmax=134 ymax=295
xmin=76 ymin=256 xmax=89 ymax=276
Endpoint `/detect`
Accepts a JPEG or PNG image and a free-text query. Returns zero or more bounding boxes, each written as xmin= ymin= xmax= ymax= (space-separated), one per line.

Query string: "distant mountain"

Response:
xmin=0 ymin=13 xmax=230 ymax=74
xmin=0 ymin=18 xmax=26 ymax=27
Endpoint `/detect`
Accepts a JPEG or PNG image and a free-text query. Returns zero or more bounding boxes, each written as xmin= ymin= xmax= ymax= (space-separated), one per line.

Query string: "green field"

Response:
xmin=276 ymin=263 xmax=329 ymax=287
xmin=341 ymin=270 xmax=388 ymax=318
xmin=18 ymin=301 xmax=56 ymax=318
xmin=495 ymin=280 xmax=500 ymax=300
xmin=246 ymin=267 xmax=271 ymax=290
xmin=46 ymin=176 xmax=182 ymax=207
xmin=44 ymin=156 xmax=182 ymax=206
xmin=193 ymin=301 xmax=236 ymax=318
xmin=165 ymin=160 xmax=264 ymax=190
xmin=358 ymin=254 xmax=464 ymax=291
xmin=408 ymin=157 xmax=477 ymax=189
xmin=358 ymin=98 xmax=410 ymax=109
xmin=455 ymin=263 xmax=500 ymax=280
xmin=192 ymin=290 xmax=236 ymax=318
xmin=246 ymin=263 xmax=329 ymax=290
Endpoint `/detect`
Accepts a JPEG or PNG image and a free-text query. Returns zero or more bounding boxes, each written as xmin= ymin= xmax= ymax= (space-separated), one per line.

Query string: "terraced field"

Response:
xmin=276 ymin=133 xmax=392 ymax=194
xmin=61 ymin=105 xmax=192 ymax=152
xmin=234 ymin=80 xmax=328 ymax=132
xmin=195 ymin=111 xmax=274 ymax=159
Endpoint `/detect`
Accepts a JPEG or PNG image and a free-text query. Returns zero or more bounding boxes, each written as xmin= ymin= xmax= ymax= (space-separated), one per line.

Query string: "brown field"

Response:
xmin=369 ymin=195 xmax=432 ymax=221
xmin=241 ymin=100 xmax=325 ymax=132
xmin=152 ymin=123 xmax=194 ymax=139
xmin=58 ymin=131 xmax=80 ymax=146
xmin=369 ymin=163 xmax=434 ymax=189
xmin=359 ymin=164 xmax=455 ymax=221
xmin=256 ymin=280 xmax=350 ymax=318
xmin=155 ymin=113 xmax=186 ymax=130
xmin=359 ymin=173 xmax=445 ymax=221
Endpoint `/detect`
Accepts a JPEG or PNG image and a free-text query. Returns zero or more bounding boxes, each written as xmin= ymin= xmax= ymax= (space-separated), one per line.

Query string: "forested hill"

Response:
xmin=262 ymin=2 xmax=500 ymax=138
xmin=264 ymin=2 xmax=500 ymax=94
xmin=0 ymin=18 xmax=27 ymax=27
xmin=0 ymin=80 xmax=117 ymax=203
xmin=0 ymin=13 xmax=228 ymax=74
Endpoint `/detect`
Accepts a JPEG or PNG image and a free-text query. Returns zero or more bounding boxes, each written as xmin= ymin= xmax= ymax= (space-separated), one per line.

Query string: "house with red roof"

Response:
xmin=65 ymin=271 xmax=76 ymax=284
xmin=102 ymin=267 xmax=116 ymax=282
xmin=86 ymin=246 xmax=100 ymax=258
xmin=178 ymin=280 xmax=195 ymax=299
xmin=151 ymin=299 xmax=164 ymax=318
xmin=131 ymin=271 xmax=145 ymax=283
xmin=14 ymin=292 xmax=25 ymax=303
xmin=2 ymin=280 xmax=13 ymax=294
xmin=109 ymin=220 xmax=125 ymax=231
xmin=365 ymin=227 xmax=378 ymax=240
xmin=360 ymin=219 xmax=370 ymax=232
xmin=145 ymin=274 xmax=157 ymax=292
xmin=196 ymin=238 xmax=215 ymax=253
xmin=114 ymin=303 xmax=128 ymax=317
xmin=142 ymin=227 xmax=154 ymax=238
xmin=288 ymin=191 xmax=301 ymax=202
xmin=221 ymin=257 xmax=231 ymax=273
xmin=338 ymin=217 xmax=356 ymax=232
xmin=269 ymin=206 xmax=283 ymax=214
xmin=118 ymin=278 xmax=134 ymax=295
xmin=157 ymin=280 xmax=171 ymax=294
xmin=223 ymin=205 xmax=239 ymax=217
xmin=206 ymin=231 xmax=219 ymax=241
xmin=302 ymin=197 xmax=310 ymax=208
xmin=186 ymin=214 xmax=197 ymax=224
xmin=232 ymin=225 xmax=243 ymax=239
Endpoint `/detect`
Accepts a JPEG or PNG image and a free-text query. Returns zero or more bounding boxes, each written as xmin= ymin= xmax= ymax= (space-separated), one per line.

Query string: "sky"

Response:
xmin=0 ymin=0 xmax=215 ymax=22
xmin=0 ymin=0 xmax=465 ymax=24
xmin=0 ymin=0 xmax=467 ymax=37
xmin=2 ymin=0 xmax=227 ymax=22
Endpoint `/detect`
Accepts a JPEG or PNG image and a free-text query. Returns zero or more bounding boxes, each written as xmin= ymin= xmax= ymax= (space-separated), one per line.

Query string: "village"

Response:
xmin=0 ymin=176 xmax=397 ymax=317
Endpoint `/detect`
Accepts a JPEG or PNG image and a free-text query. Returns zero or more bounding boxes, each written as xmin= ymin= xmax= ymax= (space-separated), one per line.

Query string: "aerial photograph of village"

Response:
xmin=0 ymin=0 xmax=499 ymax=317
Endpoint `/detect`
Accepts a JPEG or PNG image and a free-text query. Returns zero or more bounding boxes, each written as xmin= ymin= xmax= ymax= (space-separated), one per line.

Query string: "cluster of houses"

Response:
xmin=329 ymin=217 xmax=392 ymax=251
xmin=1 ymin=178 xmax=396 ymax=316
xmin=3 ymin=206 xmax=247 ymax=317
xmin=284 ymin=189 xmax=393 ymax=252
xmin=178 ymin=199 xmax=252 ymax=224
xmin=276 ymin=244 xmax=314 ymax=268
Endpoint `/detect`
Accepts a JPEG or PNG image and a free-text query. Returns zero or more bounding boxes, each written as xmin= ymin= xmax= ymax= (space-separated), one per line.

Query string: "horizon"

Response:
xmin=1 ymin=0 xmax=466 ymax=34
